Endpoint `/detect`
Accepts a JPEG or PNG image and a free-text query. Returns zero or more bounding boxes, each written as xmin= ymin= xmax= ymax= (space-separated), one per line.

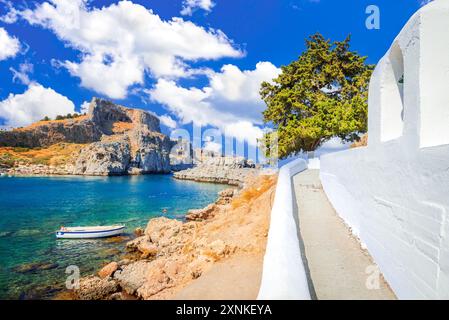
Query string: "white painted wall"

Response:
xmin=258 ymin=158 xmax=311 ymax=300
xmin=320 ymin=0 xmax=449 ymax=299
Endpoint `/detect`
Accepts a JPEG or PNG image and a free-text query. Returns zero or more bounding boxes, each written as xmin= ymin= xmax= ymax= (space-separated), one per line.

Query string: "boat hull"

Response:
xmin=56 ymin=226 xmax=125 ymax=239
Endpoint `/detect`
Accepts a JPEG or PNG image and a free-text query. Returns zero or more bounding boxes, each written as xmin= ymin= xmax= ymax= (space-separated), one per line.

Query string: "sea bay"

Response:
xmin=0 ymin=174 xmax=226 ymax=299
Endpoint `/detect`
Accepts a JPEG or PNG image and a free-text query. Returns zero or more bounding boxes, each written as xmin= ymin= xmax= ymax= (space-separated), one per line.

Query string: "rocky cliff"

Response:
xmin=0 ymin=98 xmax=174 ymax=175
xmin=173 ymin=156 xmax=259 ymax=186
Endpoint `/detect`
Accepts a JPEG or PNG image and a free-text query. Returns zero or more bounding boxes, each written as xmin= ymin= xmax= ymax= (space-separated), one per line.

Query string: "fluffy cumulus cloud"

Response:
xmin=0 ymin=27 xmax=20 ymax=61
xmin=149 ymin=62 xmax=281 ymax=144
xmin=80 ymin=100 xmax=91 ymax=114
xmin=0 ymin=83 xmax=75 ymax=128
xmin=203 ymin=140 xmax=222 ymax=154
xmin=8 ymin=0 xmax=242 ymax=99
xmin=159 ymin=114 xmax=177 ymax=129
xmin=181 ymin=0 xmax=215 ymax=16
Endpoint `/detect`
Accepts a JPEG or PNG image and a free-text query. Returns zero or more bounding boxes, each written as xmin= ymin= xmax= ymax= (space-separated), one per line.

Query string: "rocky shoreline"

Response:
xmin=173 ymin=156 xmax=259 ymax=186
xmin=62 ymin=173 xmax=277 ymax=300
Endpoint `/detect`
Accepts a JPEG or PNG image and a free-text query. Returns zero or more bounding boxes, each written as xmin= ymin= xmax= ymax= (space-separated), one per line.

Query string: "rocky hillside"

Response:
xmin=173 ymin=156 xmax=259 ymax=186
xmin=0 ymin=98 xmax=174 ymax=175
xmin=69 ymin=174 xmax=277 ymax=300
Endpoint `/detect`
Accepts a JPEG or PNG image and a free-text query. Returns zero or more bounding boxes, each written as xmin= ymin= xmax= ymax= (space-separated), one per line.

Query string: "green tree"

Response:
xmin=260 ymin=33 xmax=374 ymax=159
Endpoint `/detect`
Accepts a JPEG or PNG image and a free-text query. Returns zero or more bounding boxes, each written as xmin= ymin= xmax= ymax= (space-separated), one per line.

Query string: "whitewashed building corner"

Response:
xmin=320 ymin=0 xmax=449 ymax=299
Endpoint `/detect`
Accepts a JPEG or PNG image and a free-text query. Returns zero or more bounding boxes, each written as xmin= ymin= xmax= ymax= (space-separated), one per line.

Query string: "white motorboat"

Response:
xmin=56 ymin=225 xmax=125 ymax=239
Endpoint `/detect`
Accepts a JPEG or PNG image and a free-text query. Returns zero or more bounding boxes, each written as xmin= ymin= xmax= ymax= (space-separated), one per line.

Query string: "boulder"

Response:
xmin=114 ymin=261 xmax=151 ymax=295
xmin=145 ymin=217 xmax=183 ymax=247
xmin=98 ymin=262 xmax=118 ymax=279
xmin=137 ymin=240 xmax=158 ymax=259
xmin=136 ymin=260 xmax=171 ymax=299
xmin=75 ymin=275 xmax=119 ymax=300
xmin=186 ymin=203 xmax=217 ymax=221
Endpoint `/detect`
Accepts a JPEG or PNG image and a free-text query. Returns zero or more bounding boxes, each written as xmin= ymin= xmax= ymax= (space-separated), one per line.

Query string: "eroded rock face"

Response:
xmin=174 ymin=164 xmax=258 ymax=186
xmin=73 ymin=137 xmax=131 ymax=175
xmin=87 ymin=99 xmax=160 ymax=134
xmin=1 ymin=97 xmax=174 ymax=175
xmin=0 ymin=119 xmax=102 ymax=148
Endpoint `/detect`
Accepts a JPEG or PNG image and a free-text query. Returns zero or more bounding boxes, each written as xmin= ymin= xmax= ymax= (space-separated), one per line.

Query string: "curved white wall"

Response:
xmin=321 ymin=0 xmax=449 ymax=299
xmin=257 ymin=158 xmax=311 ymax=300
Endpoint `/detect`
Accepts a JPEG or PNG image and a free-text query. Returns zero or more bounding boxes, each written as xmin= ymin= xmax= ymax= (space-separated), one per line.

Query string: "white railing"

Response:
xmin=257 ymin=158 xmax=311 ymax=300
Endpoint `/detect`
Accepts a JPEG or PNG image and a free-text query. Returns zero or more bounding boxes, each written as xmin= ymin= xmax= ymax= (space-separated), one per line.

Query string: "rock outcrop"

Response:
xmin=0 ymin=98 xmax=174 ymax=175
xmin=71 ymin=174 xmax=277 ymax=300
xmin=73 ymin=136 xmax=132 ymax=175
xmin=0 ymin=118 xmax=101 ymax=148
xmin=173 ymin=156 xmax=259 ymax=186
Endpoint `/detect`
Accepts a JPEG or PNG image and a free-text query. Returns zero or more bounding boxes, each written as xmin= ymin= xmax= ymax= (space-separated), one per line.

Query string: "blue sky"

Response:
xmin=0 ymin=0 xmax=429 ymax=146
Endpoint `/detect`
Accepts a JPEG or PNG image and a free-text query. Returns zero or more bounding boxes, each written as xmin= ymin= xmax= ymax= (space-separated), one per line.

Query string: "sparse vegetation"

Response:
xmin=231 ymin=175 xmax=277 ymax=209
xmin=351 ymin=134 xmax=368 ymax=148
xmin=39 ymin=113 xmax=86 ymax=122
xmin=55 ymin=113 xmax=83 ymax=121
xmin=0 ymin=143 xmax=86 ymax=167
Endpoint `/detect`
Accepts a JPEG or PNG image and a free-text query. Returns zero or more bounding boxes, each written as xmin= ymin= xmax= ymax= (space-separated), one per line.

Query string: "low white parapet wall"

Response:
xmin=257 ymin=158 xmax=311 ymax=300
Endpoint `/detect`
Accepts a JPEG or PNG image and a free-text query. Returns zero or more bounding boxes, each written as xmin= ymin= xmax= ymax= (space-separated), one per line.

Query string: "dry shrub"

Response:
xmin=231 ymin=175 xmax=277 ymax=209
xmin=0 ymin=143 xmax=85 ymax=166
xmin=351 ymin=134 xmax=368 ymax=148
xmin=15 ymin=115 xmax=88 ymax=131
xmin=112 ymin=121 xmax=134 ymax=134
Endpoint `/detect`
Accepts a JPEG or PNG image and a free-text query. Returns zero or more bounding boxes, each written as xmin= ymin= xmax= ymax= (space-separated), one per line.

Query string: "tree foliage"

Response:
xmin=260 ymin=33 xmax=374 ymax=159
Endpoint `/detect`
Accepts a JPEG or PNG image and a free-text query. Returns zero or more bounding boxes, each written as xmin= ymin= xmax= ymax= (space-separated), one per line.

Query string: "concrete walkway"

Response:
xmin=293 ymin=170 xmax=396 ymax=300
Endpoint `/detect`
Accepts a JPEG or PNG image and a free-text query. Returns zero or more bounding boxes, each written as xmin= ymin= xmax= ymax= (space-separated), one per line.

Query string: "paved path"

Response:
xmin=293 ymin=170 xmax=396 ymax=300
xmin=173 ymin=254 xmax=263 ymax=300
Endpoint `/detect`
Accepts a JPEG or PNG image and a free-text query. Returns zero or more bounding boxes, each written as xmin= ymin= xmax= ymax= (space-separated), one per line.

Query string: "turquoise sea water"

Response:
xmin=0 ymin=174 xmax=226 ymax=299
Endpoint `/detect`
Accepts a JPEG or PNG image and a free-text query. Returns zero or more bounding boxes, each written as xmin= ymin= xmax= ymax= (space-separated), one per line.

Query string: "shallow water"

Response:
xmin=0 ymin=174 xmax=226 ymax=299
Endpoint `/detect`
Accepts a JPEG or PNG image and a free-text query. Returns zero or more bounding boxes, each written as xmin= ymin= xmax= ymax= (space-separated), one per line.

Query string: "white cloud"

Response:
xmin=159 ymin=114 xmax=177 ymax=129
xmin=0 ymin=83 xmax=75 ymax=128
xmin=80 ymin=100 xmax=90 ymax=114
xmin=8 ymin=0 xmax=242 ymax=99
xmin=208 ymin=62 xmax=281 ymax=123
xmin=10 ymin=62 xmax=33 ymax=85
xmin=181 ymin=0 xmax=215 ymax=16
xmin=203 ymin=140 xmax=222 ymax=154
xmin=0 ymin=1 xmax=19 ymax=24
xmin=149 ymin=62 xmax=280 ymax=144
xmin=0 ymin=27 xmax=20 ymax=60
